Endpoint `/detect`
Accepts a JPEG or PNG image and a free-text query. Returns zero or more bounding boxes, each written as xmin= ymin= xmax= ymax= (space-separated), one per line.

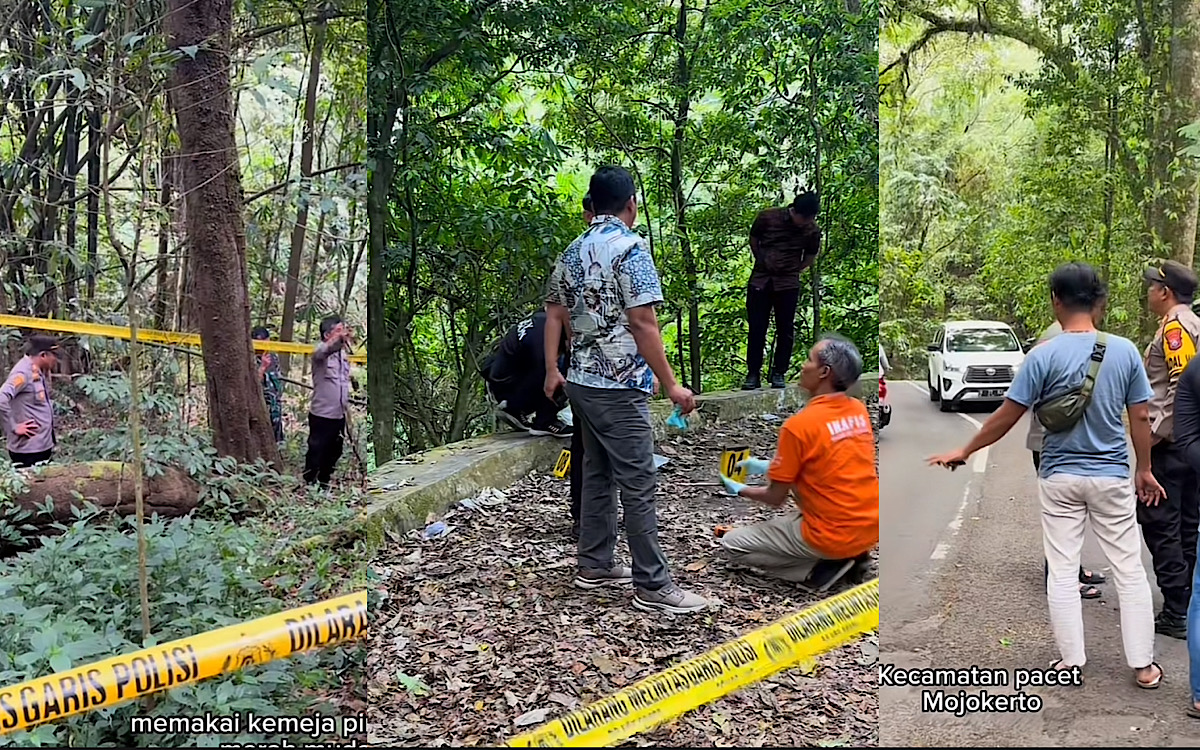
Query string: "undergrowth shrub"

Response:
xmin=0 ymin=371 xmax=369 ymax=746
xmin=0 ymin=515 xmax=364 ymax=747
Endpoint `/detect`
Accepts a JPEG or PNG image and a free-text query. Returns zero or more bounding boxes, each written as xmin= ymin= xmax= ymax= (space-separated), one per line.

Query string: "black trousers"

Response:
xmin=569 ymin=427 xmax=583 ymax=525
xmin=746 ymin=284 xmax=800 ymax=378
xmin=1137 ymin=440 xmax=1200 ymax=616
xmin=9 ymin=449 xmax=51 ymax=468
xmin=304 ymin=414 xmax=345 ymax=486
xmin=490 ymin=360 xmax=566 ymax=428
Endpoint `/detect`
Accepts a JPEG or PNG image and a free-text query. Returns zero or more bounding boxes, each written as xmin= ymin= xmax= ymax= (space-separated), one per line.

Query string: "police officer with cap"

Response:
xmin=1142 ymin=259 xmax=1200 ymax=639
xmin=0 ymin=335 xmax=60 ymax=468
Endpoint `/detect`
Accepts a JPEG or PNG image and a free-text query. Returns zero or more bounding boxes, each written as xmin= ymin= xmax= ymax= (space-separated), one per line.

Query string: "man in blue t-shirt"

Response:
xmin=928 ymin=262 xmax=1165 ymax=688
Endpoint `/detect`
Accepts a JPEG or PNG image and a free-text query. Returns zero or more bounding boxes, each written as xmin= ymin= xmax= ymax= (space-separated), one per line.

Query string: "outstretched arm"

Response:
xmin=929 ymin=399 xmax=1026 ymax=467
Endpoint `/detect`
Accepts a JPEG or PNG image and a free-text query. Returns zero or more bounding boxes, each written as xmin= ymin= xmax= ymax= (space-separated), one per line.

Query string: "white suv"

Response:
xmin=927 ymin=321 xmax=1025 ymax=412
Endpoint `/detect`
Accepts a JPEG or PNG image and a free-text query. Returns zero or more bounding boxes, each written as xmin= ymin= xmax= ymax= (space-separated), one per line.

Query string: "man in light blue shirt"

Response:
xmin=929 ymin=262 xmax=1164 ymax=688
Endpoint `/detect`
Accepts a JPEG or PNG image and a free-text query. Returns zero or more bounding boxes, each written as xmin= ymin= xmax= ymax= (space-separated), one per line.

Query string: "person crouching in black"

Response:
xmin=481 ymin=311 xmax=573 ymax=438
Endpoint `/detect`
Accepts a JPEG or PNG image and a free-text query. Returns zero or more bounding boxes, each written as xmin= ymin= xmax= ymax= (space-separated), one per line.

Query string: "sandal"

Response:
xmin=1135 ymin=662 xmax=1164 ymax=689
xmin=1079 ymin=583 xmax=1102 ymax=599
xmin=1049 ymin=659 xmax=1082 ymax=683
xmin=1079 ymin=568 xmax=1107 ymax=585
xmin=1188 ymin=704 xmax=1200 ymax=719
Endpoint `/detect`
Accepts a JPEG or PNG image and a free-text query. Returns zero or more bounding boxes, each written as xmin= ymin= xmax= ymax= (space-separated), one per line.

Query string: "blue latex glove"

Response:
xmin=736 ymin=457 xmax=770 ymax=477
xmin=721 ymin=475 xmax=746 ymax=496
xmin=667 ymin=405 xmax=688 ymax=429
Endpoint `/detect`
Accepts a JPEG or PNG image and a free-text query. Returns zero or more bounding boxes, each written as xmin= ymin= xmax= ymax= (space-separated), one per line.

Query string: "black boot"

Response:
xmin=742 ymin=374 xmax=761 ymax=390
xmin=769 ymin=373 xmax=787 ymax=389
xmin=1156 ymin=609 xmax=1187 ymax=639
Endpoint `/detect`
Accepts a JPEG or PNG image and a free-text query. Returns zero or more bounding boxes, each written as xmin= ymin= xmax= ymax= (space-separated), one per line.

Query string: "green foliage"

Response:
xmin=371 ymin=0 xmax=879 ymax=457
xmin=0 ymin=368 xmax=367 ymax=744
xmin=883 ymin=0 xmax=1200 ymax=377
xmin=0 ymin=468 xmax=40 ymax=552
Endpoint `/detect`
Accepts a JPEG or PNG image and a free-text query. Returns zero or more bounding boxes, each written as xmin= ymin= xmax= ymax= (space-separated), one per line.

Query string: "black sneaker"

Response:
xmin=497 ymin=408 xmax=534 ymax=432
xmin=769 ymin=373 xmax=787 ymax=389
xmin=1156 ymin=609 xmax=1187 ymax=639
xmin=802 ymin=558 xmax=856 ymax=593
xmin=529 ymin=419 xmax=573 ymax=438
xmin=742 ymin=375 xmax=761 ymax=390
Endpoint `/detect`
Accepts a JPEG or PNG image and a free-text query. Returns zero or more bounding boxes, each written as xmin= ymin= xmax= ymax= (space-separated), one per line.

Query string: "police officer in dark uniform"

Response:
xmin=481 ymin=311 xmax=572 ymax=438
xmin=1141 ymin=260 xmax=1200 ymax=639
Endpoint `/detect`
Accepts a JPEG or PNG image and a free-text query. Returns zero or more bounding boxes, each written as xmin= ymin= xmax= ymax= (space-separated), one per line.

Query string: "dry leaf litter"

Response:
xmin=366 ymin=400 xmax=880 ymax=747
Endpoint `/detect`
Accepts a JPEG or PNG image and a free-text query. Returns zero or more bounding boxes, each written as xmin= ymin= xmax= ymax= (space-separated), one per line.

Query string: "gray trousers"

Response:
xmin=721 ymin=510 xmax=827 ymax=582
xmin=566 ymin=382 xmax=672 ymax=590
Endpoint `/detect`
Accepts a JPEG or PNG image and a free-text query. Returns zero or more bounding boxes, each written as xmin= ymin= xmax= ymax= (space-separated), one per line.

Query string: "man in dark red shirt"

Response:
xmin=743 ymin=192 xmax=821 ymax=390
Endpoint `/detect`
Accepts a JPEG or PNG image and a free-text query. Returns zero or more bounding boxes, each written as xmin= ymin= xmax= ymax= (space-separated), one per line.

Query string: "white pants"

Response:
xmin=1039 ymin=473 xmax=1155 ymax=669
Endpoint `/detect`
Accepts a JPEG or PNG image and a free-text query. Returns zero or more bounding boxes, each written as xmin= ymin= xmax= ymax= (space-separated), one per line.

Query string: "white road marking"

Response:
xmin=973 ymin=449 xmax=989 ymax=473
xmin=906 ymin=381 xmax=930 ymax=396
xmin=931 ymin=484 xmax=974 ymax=561
xmin=953 ymin=410 xmax=990 ymax=472
xmin=929 ymin=409 xmax=986 ymax=560
xmin=957 ymin=412 xmax=983 ymax=429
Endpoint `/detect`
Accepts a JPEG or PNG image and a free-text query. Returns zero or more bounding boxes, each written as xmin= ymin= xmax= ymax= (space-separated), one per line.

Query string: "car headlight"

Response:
xmin=943 ymin=363 xmax=962 ymax=373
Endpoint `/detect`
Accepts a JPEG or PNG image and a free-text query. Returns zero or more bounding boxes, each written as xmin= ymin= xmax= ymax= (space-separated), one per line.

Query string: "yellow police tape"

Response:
xmin=508 ymin=578 xmax=878 ymax=747
xmin=0 ymin=314 xmax=366 ymax=364
xmin=0 ymin=590 xmax=367 ymax=735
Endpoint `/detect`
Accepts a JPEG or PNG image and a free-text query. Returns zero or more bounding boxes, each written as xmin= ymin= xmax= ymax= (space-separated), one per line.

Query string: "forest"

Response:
xmin=881 ymin=0 xmax=1200 ymax=376
xmin=368 ymin=0 xmax=880 ymax=465
xmin=0 ymin=0 xmax=369 ymax=745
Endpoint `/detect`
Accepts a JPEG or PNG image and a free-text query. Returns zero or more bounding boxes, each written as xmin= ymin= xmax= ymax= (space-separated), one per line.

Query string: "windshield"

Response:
xmin=946 ymin=329 xmax=1020 ymax=353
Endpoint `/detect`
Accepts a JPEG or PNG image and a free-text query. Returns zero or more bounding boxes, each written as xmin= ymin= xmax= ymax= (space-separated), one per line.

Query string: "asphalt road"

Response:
xmin=880 ymin=381 xmax=978 ymax=627
xmin=880 ymin=382 xmax=1200 ymax=747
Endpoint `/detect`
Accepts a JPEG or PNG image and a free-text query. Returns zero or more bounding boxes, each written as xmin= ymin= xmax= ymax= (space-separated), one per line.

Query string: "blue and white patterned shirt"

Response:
xmin=546 ymin=215 xmax=663 ymax=393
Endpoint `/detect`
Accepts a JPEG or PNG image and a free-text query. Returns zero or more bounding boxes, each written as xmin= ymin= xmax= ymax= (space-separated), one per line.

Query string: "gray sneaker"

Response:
xmin=633 ymin=583 xmax=709 ymax=614
xmin=575 ymin=565 xmax=634 ymax=590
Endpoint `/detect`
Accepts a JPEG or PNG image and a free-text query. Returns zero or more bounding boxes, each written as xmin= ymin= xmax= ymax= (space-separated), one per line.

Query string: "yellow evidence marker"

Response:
xmin=720 ymin=446 xmax=751 ymax=483
xmin=554 ymin=449 xmax=571 ymax=478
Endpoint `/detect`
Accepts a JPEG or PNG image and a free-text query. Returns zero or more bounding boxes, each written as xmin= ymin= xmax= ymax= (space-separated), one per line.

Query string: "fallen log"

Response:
xmin=10 ymin=461 xmax=201 ymax=523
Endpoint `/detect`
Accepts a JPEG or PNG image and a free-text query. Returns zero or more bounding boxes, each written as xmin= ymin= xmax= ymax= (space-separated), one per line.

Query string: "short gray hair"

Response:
xmin=816 ymin=334 xmax=863 ymax=391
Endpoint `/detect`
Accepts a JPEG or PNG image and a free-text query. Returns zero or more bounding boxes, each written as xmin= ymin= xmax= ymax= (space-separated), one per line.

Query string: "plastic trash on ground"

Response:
xmin=653 ymin=454 xmax=670 ymax=470
xmin=422 ymin=521 xmax=452 ymax=539
xmin=458 ymin=487 xmax=507 ymax=511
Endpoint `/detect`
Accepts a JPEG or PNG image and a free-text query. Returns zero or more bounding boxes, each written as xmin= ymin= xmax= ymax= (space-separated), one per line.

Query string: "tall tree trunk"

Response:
xmin=367 ymin=155 xmax=396 ymax=464
xmin=300 ymin=211 xmax=327 ymax=381
xmin=808 ymin=52 xmax=822 ymax=342
xmin=1163 ymin=0 xmax=1200 ymax=266
xmin=64 ymin=106 xmax=79 ymax=312
xmin=675 ymin=306 xmax=687 ymax=387
xmin=154 ymin=150 xmax=173 ymax=329
xmin=86 ymin=106 xmax=100 ymax=302
xmin=670 ymin=0 xmax=701 ymax=392
xmin=279 ymin=16 xmax=328 ymax=375
xmin=1103 ymin=29 xmax=1118 ymax=280
xmin=166 ymin=0 xmax=280 ymax=466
